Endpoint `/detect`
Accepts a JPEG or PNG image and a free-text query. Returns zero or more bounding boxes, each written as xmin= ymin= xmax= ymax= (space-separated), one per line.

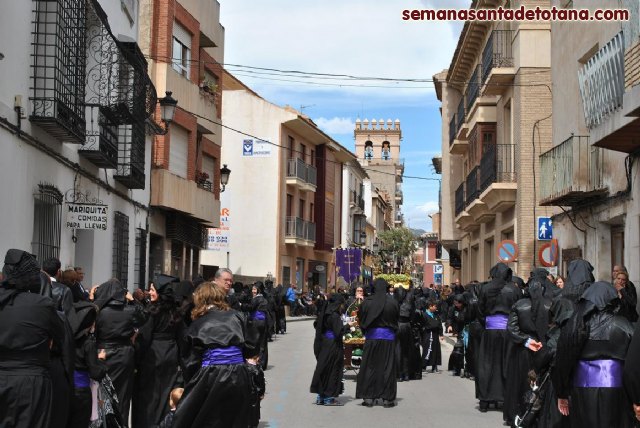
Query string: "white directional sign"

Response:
xmin=433 ymin=264 xmax=444 ymax=274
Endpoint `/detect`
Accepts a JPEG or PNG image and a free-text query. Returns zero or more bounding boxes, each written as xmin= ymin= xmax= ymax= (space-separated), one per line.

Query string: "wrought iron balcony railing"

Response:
xmin=482 ymin=30 xmax=514 ymax=86
xmin=578 ymin=32 xmax=624 ymax=129
xmin=466 ymin=66 xmax=480 ymax=115
xmin=449 ymin=115 xmax=457 ymax=146
xmin=466 ymin=166 xmax=479 ymax=206
xmin=479 ymin=143 xmax=517 ymax=193
xmin=455 ymin=182 xmax=465 ymax=216
xmin=456 ymin=98 xmax=465 ymax=134
xmin=196 ymin=180 xmax=213 ymax=192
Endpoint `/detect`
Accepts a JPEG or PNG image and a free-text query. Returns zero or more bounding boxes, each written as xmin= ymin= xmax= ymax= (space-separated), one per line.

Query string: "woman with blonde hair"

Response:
xmin=172 ymin=282 xmax=259 ymax=428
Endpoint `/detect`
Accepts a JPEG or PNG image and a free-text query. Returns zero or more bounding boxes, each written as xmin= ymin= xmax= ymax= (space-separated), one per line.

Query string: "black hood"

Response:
xmin=154 ymin=274 xmax=180 ymax=295
xmin=490 ymin=262 xmax=513 ymax=282
xmin=69 ymin=301 xmax=99 ymax=339
xmin=360 ymin=278 xmax=389 ymax=330
xmin=581 ymin=281 xmax=618 ymax=314
xmin=1 ymin=249 xmax=42 ymax=292
xmin=549 ymin=298 xmax=574 ymax=327
xmin=93 ymin=279 xmax=127 ymax=309
xmin=562 ymin=259 xmax=595 ymax=302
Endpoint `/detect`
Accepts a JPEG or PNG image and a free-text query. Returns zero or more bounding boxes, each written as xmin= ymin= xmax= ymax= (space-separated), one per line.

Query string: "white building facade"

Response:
xmin=0 ymin=0 xmax=159 ymax=288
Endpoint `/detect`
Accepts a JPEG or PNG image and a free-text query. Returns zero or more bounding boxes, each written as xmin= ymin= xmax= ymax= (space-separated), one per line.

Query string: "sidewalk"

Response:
xmin=286 ymin=315 xmax=315 ymax=323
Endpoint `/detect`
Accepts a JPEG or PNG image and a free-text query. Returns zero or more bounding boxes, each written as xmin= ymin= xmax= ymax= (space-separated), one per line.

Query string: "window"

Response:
xmin=364 ymin=141 xmax=373 ymax=160
xmin=310 ymin=203 xmax=314 ymax=222
xmin=288 ymin=136 xmax=294 ymax=159
xmin=299 ymin=198 xmax=305 ymax=219
xmin=201 ymin=155 xmax=216 ymax=191
xmin=172 ymin=21 xmax=191 ymax=78
xmin=310 ymin=149 xmax=315 ymax=166
xmin=382 ymin=141 xmax=391 ymax=160
xmin=32 ymin=184 xmax=63 ymax=263
xmin=134 ymin=228 xmax=146 ymax=289
xmin=113 ymin=211 xmax=130 ymax=286
xmin=286 ymin=194 xmax=293 ymax=217
xmin=169 ymin=125 xmax=189 ymax=178
xmin=300 ymin=144 xmax=306 ymax=162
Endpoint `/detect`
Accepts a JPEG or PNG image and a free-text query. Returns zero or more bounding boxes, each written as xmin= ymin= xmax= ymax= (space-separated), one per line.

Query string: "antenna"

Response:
xmin=300 ymin=104 xmax=315 ymax=113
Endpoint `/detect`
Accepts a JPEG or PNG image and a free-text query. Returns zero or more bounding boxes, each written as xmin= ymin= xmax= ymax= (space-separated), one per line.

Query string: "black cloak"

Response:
xmin=310 ymin=294 xmax=345 ymax=398
xmin=0 ymin=250 xmax=65 ymax=428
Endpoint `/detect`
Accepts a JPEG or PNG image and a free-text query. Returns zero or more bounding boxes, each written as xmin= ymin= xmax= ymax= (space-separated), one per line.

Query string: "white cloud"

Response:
xmin=219 ymin=0 xmax=462 ymax=99
xmin=403 ymin=200 xmax=440 ymax=231
xmin=313 ymin=117 xmax=355 ymax=135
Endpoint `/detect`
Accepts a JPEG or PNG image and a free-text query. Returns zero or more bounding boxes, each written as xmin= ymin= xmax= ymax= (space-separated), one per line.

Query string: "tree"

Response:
xmin=377 ymin=227 xmax=418 ymax=274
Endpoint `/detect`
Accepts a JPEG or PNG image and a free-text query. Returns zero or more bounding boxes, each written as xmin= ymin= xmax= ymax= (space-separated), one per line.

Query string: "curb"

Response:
xmin=286 ymin=316 xmax=315 ymax=323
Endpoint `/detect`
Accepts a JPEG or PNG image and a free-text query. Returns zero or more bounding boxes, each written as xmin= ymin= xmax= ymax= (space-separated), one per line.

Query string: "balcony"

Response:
xmin=350 ymin=190 xmax=365 ymax=212
xmin=151 ymin=168 xmax=220 ymax=227
xmin=179 ymin=0 xmax=224 ymax=49
xmin=451 ymin=99 xmax=469 ymax=154
xmin=481 ymin=30 xmax=515 ymax=96
xmin=467 ymin=163 xmax=494 ymax=223
xmin=454 ymin=182 xmax=465 ymax=217
xmin=466 ymin=66 xmax=480 ymax=118
xmin=285 ymin=217 xmax=316 ymax=246
xmin=479 ymin=144 xmax=517 ymax=212
xmin=30 ymin=0 xmax=86 ymax=143
xmin=465 ymin=166 xmax=480 ymax=206
xmin=539 ymin=136 xmax=608 ymax=206
xmin=79 ymin=108 xmax=118 ymax=168
xmin=395 ymin=189 xmax=403 ymax=205
xmin=286 ymin=158 xmax=317 ymax=192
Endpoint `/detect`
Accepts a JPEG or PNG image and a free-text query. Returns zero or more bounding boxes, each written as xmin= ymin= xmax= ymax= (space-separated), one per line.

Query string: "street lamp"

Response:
xmin=155 ymin=91 xmax=178 ymax=135
xmin=220 ymin=164 xmax=231 ymax=192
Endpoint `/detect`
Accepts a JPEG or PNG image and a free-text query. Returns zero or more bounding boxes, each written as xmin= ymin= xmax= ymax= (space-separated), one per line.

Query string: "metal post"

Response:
xmin=226 ymin=251 xmax=230 ymax=269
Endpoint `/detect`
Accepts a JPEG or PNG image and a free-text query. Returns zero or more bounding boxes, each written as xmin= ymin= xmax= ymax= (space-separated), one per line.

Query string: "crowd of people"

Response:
xmin=309 ymin=260 xmax=640 ymax=428
xmin=4 ymin=244 xmax=640 ymax=428
xmin=0 ymin=249 xmax=289 ymax=428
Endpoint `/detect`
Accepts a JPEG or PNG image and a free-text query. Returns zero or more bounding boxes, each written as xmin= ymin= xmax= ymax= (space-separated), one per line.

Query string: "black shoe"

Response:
xmin=383 ymin=400 xmax=396 ymax=408
xmin=362 ymin=399 xmax=374 ymax=407
xmin=453 ymin=370 xmax=461 ymax=376
xmin=479 ymin=401 xmax=488 ymax=413
xmin=397 ymin=377 xmax=404 ymax=382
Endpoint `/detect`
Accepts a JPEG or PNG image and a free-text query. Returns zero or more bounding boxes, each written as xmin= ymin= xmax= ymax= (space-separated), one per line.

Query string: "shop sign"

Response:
xmin=66 ymin=203 xmax=108 ymax=230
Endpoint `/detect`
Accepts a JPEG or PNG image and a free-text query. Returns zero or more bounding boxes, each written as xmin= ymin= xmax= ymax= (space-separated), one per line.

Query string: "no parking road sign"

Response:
xmin=538 ymin=239 xmax=559 ymax=267
xmin=497 ymin=240 xmax=519 ymax=263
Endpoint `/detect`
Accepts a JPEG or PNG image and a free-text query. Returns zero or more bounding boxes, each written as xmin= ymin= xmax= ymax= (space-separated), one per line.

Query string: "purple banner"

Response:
xmin=336 ymin=248 xmax=362 ymax=283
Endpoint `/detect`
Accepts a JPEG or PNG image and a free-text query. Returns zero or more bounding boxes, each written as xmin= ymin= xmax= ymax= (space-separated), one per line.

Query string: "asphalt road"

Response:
xmin=260 ymin=318 xmax=504 ymax=428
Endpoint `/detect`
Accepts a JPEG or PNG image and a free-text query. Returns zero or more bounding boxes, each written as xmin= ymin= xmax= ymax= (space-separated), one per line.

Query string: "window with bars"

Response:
xmin=134 ymin=228 xmax=147 ymax=289
xmin=32 ymin=184 xmax=63 ymax=264
xmin=113 ymin=211 xmax=129 ymax=286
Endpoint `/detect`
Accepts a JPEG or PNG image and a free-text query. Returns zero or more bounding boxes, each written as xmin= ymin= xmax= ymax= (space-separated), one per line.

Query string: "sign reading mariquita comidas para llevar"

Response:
xmin=66 ymin=203 xmax=108 ymax=230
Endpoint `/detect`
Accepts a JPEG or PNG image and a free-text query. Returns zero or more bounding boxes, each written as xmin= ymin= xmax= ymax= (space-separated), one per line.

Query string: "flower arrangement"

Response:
xmin=195 ymin=170 xmax=209 ymax=184
xmin=199 ymin=79 xmax=218 ymax=94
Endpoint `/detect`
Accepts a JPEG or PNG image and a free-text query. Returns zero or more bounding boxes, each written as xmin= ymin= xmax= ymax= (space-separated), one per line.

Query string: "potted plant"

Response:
xmin=195 ymin=170 xmax=209 ymax=184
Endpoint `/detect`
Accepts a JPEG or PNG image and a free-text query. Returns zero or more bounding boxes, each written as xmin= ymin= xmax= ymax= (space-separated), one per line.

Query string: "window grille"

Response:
xmin=31 ymin=184 xmax=63 ymax=264
xmin=113 ymin=211 xmax=129 ymax=286
xmin=30 ymin=0 xmax=86 ymax=142
xmin=134 ymin=228 xmax=147 ymax=289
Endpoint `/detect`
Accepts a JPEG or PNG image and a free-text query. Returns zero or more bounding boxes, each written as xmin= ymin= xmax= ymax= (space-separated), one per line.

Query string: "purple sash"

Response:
xmin=74 ymin=370 xmax=90 ymax=389
xmin=573 ymin=359 xmax=623 ymax=388
xmin=202 ymin=346 xmax=244 ymax=366
xmin=485 ymin=314 xmax=508 ymax=330
xmin=365 ymin=327 xmax=395 ymax=341
xmin=323 ymin=331 xmax=336 ymax=340
xmin=252 ymin=311 xmax=266 ymax=321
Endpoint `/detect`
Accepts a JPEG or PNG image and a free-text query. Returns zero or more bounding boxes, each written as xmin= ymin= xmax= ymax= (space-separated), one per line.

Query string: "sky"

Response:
xmin=219 ymin=0 xmax=469 ymax=231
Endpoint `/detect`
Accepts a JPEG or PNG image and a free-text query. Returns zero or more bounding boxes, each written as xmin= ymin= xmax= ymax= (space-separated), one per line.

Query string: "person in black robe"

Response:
xmin=171 ymin=282 xmax=259 ymax=428
xmin=273 ymin=283 xmax=287 ymax=334
xmin=394 ymin=287 xmax=412 ymax=381
xmin=477 ymin=262 xmax=522 ymax=412
xmin=447 ymin=294 xmax=471 ymax=377
xmin=264 ymin=280 xmax=277 ymax=342
xmin=554 ymin=281 xmax=634 ymax=427
xmin=531 ymin=298 xmax=573 ymax=428
xmin=560 ymin=259 xmax=595 ymax=304
xmin=132 ymin=274 xmax=185 ymax=428
xmin=503 ymin=268 xmax=559 ymax=426
xmin=243 ymin=281 xmax=270 ymax=370
xmin=422 ymin=299 xmax=443 ymax=372
xmin=356 ymin=278 xmax=399 ymax=408
xmin=94 ymin=278 xmax=147 ymax=423
xmin=464 ymin=282 xmax=484 ymax=380
xmin=68 ymin=300 xmax=107 ymax=428
xmin=171 ymin=279 xmax=195 ymax=327
xmin=310 ymin=293 xmax=346 ymax=405
xmin=0 ymin=249 xmax=66 ymax=428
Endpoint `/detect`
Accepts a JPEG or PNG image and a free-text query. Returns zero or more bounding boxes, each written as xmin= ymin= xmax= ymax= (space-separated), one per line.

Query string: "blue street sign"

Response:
xmin=538 ymin=217 xmax=553 ymax=240
xmin=242 ymin=139 xmax=253 ymax=156
xmin=434 ymin=273 xmax=442 ymax=285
